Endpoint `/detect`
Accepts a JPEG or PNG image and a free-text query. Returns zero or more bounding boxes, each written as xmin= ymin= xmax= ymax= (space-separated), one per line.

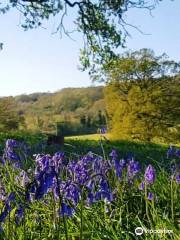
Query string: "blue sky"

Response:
xmin=0 ymin=0 xmax=180 ymax=96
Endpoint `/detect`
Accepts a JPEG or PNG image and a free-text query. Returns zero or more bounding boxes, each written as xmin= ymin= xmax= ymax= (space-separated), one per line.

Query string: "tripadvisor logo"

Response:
xmin=135 ymin=227 xmax=173 ymax=236
xmin=135 ymin=227 xmax=144 ymax=236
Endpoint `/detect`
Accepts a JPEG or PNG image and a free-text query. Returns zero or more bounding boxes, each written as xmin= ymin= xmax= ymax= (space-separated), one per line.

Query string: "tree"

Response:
xmin=0 ymin=97 xmax=24 ymax=131
xmin=86 ymin=115 xmax=91 ymax=128
xmin=104 ymin=49 xmax=180 ymax=142
xmin=0 ymin=1 xmax=165 ymax=75
xmin=104 ymin=48 xmax=180 ymax=83
xmin=80 ymin=115 xmax=86 ymax=126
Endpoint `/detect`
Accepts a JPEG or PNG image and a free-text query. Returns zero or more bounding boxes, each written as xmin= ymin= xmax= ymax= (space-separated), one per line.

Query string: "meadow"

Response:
xmin=0 ymin=132 xmax=179 ymax=240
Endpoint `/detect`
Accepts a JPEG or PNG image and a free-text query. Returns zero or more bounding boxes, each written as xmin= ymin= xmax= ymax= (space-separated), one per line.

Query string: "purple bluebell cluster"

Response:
xmin=0 ymin=192 xmax=15 ymax=223
xmin=3 ymin=139 xmax=23 ymax=168
xmin=167 ymin=145 xmax=180 ymax=158
xmin=0 ymin=138 xmax=179 ymax=226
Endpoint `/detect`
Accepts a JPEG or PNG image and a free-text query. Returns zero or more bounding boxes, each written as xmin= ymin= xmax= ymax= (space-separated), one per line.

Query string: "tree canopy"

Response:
xmin=0 ymin=0 xmax=166 ymax=75
xmin=0 ymin=97 xmax=24 ymax=131
xmin=105 ymin=49 xmax=180 ymax=142
xmin=105 ymin=48 xmax=180 ymax=83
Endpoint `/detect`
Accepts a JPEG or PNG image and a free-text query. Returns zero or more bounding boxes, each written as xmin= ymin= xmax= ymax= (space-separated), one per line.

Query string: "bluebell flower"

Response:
xmin=95 ymin=178 xmax=113 ymax=202
xmin=87 ymin=192 xmax=94 ymax=205
xmin=15 ymin=205 xmax=24 ymax=225
xmin=176 ymin=173 xmax=180 ymax=184
xmin=167 ymin=145 xmax=175 ymax=158
xmin=60 ymin=203 xmax=74 ymax=217
xmin=139 ymin=181 xmax=145 ymax=191
xmin=144 ymin=165 xmax=156 ymax=185
xmin=35 ymin=168 xmax=56 ymax=199
xmin=6 ymin=139 xmax=18 ymax=149
xmin=73 ymin=162 xmax=89 ymax=185
xmin=100 ymin=127 xmax=107 ymax=134
xmin=109 ymin=150 xmax=118 ymax=159
xmin=147 ymin=192 xmax=154 ymax=201
xmin=127 ymin=159 xmax=140 ymax=181
xmin=113 ymin=159 xmax=126 ymax=178
xmin=0 ymin=203 xmax=11 ymax=223
xmin=61 ymin=181 xmax=80 ymax=205
xmin=95 ymin=190 xmax=113 ymax=202
xmin=119 ymin=159 xmax=126 ymax=168
xmin=6 ymin=150 xmax=20 ymax=161
xmin=92 ymin=156 xmax=103 ymax=174
xmin=52 ymin=152 xmax=65 ymax=172
xmin=7 ymin=192 xmax=15 ymax=202
xmin=175 ymin=149 xmax=180 ymax=158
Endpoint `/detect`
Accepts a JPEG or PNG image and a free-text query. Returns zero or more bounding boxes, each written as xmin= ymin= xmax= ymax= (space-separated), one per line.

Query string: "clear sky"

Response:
xmin=0 ymin=0 xmax=180 ymax=96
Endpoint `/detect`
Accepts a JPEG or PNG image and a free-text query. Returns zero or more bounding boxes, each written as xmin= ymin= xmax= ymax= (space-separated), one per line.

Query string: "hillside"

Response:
xmin=13 ymin=86 xmax=106 ymax=133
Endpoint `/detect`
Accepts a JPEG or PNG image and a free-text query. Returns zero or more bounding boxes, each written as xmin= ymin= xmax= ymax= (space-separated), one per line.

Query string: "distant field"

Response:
xmin=65 ymin=133 xmax=109 ymax=141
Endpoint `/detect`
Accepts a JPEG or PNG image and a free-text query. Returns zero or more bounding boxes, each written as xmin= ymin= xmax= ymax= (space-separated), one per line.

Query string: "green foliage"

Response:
xmin=104 ymin=49 xmax=180 ymax=143
xmin=104 ymin=48 xmax=180 ymax=83
xmin=0 ymin=97 xmax=24 ymax=131
xmin=0 ymin=87 xmax=106 ymax=134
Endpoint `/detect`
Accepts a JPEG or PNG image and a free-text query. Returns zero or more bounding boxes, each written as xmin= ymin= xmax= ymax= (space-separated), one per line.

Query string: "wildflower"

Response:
xmin=20 ymin=170 xmax=30 ymax=187
xmin=175 ymin=149 xmax=180 ymax=158
xmin=15 ymin=205 xmax=24 ymax=225
xmin=0 ymin=203 xmax=11 ymax=223
xmin=52 ymin=151 xmax=65 ymax=172
xmin=144 ymin=165 xmax=155 ymax=185
xmin=147 ymin=192 xmax=154 ymax=201
xmin=6 ymin=150 xmax=20 ymax=161
xmin=167 ymin=145 xmax=175 ymax=158
xmin=87 ymin=192 xmax=94 ymax=205
xmin=73 ymin=162 xmax=89 ymax=185
xmin=127 ymin=159 xmax=140 ymax=181
xmin=61 ymin=181 xmax=80 ymax=205
xmin=35 ymin=168 xmax=56 ymax=200
xmin=60 ymin=203 xmax=74 ymax=217
xmin=119 ymin=159 xmax=126 ymax=168
xmin=139 ymin=181 xmax=145 ymax=191
xmin=176 ymin=174 xmax=180 ymax=184
xmin=109 ymin=150 xmax=118 ymax=159
xmin=95 ymin=179 xmax=113 ymax=202
xmin=113 ymin=160 xmax=122 ymax=178
xmin=6 ymin=139 xmax=18 ymax=149
xmin=0 ymin=192 xmax=15 ymax=223
xmin=7 ymin=192 xmax=15 ymax=202
xmin=100 ymin=127 xmax=107 ymax=134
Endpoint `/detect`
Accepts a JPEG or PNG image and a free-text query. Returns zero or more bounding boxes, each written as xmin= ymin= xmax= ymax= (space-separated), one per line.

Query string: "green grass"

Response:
xmin=66 ymin=133 xmax=104 ymax=141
